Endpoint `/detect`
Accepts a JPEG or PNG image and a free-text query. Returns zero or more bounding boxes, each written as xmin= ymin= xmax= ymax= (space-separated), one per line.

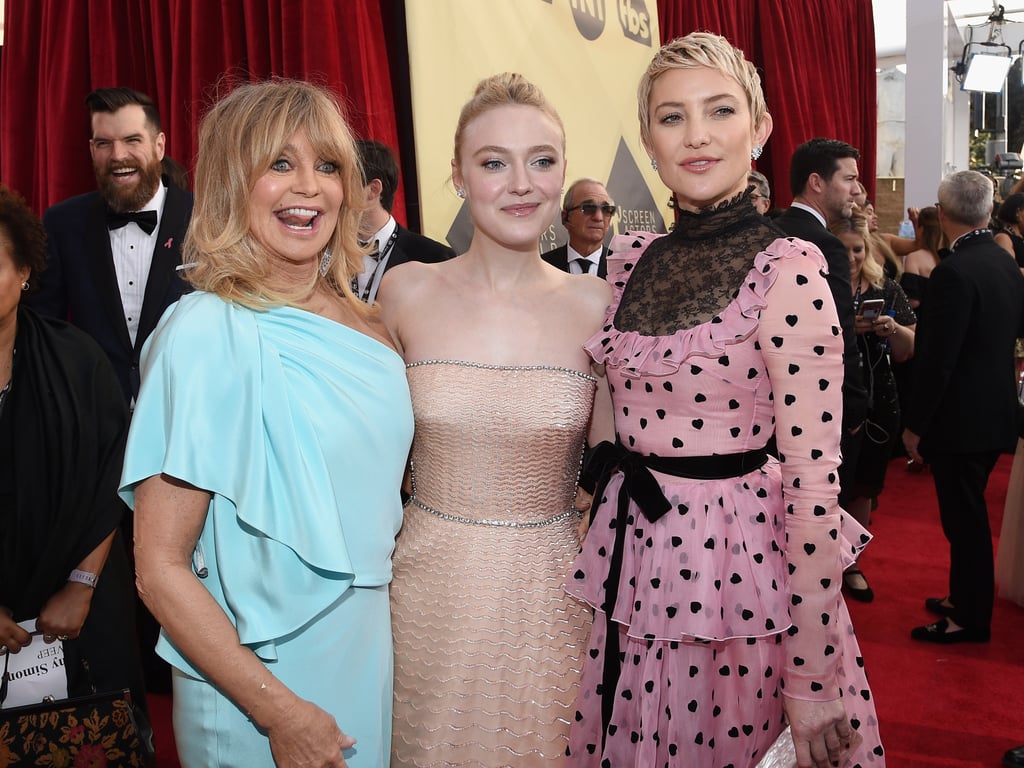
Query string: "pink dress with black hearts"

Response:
xmin=565 ymin=197 xmax=884 ymax=767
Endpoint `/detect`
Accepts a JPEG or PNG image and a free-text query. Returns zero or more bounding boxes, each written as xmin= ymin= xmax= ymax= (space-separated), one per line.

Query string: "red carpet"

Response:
xmin=847 ymin=453 xmax=1024 ymax=767
xmin=146 ymin=455 xmax=1024 ymax=767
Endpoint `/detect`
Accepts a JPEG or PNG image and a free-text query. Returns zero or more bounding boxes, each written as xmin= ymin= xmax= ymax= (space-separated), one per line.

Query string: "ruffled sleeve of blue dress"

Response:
xmin=119 ymin=291 xmax=414 ymax=675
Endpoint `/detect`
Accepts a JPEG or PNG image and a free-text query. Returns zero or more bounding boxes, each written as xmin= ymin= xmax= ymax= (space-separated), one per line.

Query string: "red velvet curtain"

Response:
xmin=658 ymin=0 xmax=878 ymax=207
xmin=0 ymin=0 xmax=404 ymax=221
xmin=1 ymin=1 xmax=877 ymax=217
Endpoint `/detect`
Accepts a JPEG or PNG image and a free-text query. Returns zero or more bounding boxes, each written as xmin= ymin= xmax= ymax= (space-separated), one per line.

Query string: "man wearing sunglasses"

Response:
xmin=543 ymin=178 xmax=616 ymax=278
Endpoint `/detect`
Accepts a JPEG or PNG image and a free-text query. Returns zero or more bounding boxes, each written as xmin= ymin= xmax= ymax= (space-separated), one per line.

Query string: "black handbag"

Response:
xmin=0 ymin=650 xmax=156 ymax=768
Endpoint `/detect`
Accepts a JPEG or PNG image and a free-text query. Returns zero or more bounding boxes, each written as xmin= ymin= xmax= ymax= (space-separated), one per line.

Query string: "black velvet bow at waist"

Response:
xmin=582 ymin=439 xmax=770 ymax=523
xmin=580 ymin=439 xmax=770 ymax=750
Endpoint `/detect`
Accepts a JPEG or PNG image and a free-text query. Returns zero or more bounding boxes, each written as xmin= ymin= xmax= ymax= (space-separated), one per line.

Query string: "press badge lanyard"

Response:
xmin=353 ymin=229 xmax=399 ymax=304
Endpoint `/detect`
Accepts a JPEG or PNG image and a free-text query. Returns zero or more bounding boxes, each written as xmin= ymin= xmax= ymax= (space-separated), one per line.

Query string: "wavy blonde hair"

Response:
xmin=830 ymin=211 xmax=884 ymax=289
xmin=637 ymin=32 xmax=768 ymax=150
xmin=184 ymin=79 xmax=368 ymax=312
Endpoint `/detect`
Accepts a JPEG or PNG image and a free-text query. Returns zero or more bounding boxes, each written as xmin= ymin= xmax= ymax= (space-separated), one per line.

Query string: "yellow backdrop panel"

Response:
xmin=406 ymin=0 xmax=667 ymax=253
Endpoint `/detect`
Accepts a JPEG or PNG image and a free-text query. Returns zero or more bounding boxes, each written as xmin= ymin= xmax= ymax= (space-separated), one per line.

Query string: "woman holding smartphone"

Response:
xmin=830 ymin=211 xmax=916 ymax=602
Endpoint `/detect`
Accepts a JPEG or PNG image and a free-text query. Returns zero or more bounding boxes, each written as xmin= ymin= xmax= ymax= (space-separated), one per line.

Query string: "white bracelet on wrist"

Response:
xmin=68 ymin=569 xmax=99 ymax=588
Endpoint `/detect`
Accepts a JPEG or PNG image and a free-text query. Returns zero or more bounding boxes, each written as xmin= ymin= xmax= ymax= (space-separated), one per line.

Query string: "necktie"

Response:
xmin=574 ymin=258 xmax=594 ymax=275
xmin=107 ymin=209 xmax=158 ymax=235
xmin=359 ymin=240 xmax=381 ymax=260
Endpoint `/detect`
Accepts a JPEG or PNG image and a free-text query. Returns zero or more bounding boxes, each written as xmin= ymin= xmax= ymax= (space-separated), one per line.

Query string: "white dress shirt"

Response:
xmin=567 ymin=242 xmax=601 ymax=275
xmin=355 ymin=216 xmax=398 ymax=303
xmin=109 ymin=182 xmax=166 ymax=347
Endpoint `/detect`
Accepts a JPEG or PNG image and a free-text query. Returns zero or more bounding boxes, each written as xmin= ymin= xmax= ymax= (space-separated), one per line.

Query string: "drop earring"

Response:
xmin=650 ymin=158 xmax=658 ymax=171
xmin=319 ymin=249 xmax=333 ymax=277
xmin=751 ymin=145 xmax=764 ymax=161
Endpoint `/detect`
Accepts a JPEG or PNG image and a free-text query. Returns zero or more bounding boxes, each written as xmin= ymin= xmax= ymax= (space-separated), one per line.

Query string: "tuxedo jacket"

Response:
xmin=386 ymin=224 xmax=455 ymax=270
xmin=904 ymin=231 xmax=1024 ymax=455
xmin=542 ymin=244 xmax=609 ymax=278
xmin=774 ymin=206 xmax=868 ymax=430
xmin=31 ymin=180 xmax=194 ymax=403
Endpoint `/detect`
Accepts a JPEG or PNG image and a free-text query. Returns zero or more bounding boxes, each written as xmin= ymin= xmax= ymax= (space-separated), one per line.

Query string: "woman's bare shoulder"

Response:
xmin=547 ymin=271 xmax=612 ymax=327
xmin=379 ymin=258 xmax=452 ymax=303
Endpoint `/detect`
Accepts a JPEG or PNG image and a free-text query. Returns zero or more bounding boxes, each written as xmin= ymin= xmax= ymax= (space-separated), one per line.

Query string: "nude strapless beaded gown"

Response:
xmin=391 ymin=361 xmax=595 ymax=768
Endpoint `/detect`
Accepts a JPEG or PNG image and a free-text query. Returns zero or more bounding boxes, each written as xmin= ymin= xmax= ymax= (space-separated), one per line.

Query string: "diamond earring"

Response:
xmin=456 ymin=188 xmax=466 ymax=199
xmin=751 ymin=145 xmax=764 ymax=161
xmin=319 ymin=249 xmax=333 ymax=277
xmin=650 ymin=158 xmax=658 ymax=171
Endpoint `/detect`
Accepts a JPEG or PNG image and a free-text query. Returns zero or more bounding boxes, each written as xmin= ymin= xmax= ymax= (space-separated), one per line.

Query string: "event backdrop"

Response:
xmin=406 ymin=0 xmax=668 ymax=252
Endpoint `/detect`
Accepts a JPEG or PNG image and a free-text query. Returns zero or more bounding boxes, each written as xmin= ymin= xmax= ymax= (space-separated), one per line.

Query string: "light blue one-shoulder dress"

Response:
xmin=119 ymin=291 xmax=413 ymax=768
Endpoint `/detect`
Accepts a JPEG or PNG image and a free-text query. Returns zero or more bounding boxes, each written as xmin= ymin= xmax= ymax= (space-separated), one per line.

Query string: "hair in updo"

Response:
xmin=452 ymin=73 xmax=565 ymax=167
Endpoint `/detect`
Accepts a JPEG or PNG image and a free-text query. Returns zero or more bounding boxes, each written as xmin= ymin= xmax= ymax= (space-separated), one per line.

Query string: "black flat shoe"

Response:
xmin=1003 ymin=745 xmax=1024 ymax=768
xmin=924 ymin=596 xmax=955 ymax=617
xmin=842 ymin=567 xmax=874 ymax=602
xmin=910 ymin=618 xmax=990 ymax=644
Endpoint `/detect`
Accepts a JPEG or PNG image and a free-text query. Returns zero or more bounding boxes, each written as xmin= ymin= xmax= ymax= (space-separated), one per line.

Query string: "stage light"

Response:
xmin=963 ymin=50 xmax=1013 ymax=92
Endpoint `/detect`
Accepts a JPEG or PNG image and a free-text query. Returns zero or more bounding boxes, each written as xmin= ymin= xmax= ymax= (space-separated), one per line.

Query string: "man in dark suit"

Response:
xmin=775 ymin=138 xmax=873 ymax=600
xmin=904 ymin=170 xmax=1024 ymax=644
xmin=30 ymin=87 xmax=192 ymax=696
xmin=747 ymin=170 xmax=771 ymax=215
xmin=353 ymin=139 xmax=454 ymax=303
xmin=31 ymin=87 xmax=192 ymax=407
xmin=543 ymin=178 xmax=614 ymax=278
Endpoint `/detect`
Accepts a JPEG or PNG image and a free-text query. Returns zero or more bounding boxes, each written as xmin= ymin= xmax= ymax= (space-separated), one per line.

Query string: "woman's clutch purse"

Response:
xmin=755 ymin=726 xmax=863 ymax=768
xmin=755 ymin=726 xmax=797 ymax=768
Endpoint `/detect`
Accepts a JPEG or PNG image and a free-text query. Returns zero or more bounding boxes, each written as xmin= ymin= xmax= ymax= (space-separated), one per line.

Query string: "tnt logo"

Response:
xmin=617 ymin=0 xmax=652 ymax=45
xmin=569 ymin=0 xmax=606 ymax=41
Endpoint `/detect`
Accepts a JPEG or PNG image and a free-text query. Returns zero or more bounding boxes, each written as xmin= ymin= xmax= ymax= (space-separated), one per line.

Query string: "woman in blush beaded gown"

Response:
xmin=564 ymin=34 xmax=884 ymax=768
xmin=378 ymin=73 xmax=613 ymax=767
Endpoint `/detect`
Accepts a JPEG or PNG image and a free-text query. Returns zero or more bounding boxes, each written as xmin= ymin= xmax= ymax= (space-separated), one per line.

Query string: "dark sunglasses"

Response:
xmin=567 ymin=202 xmax=617 ymax=217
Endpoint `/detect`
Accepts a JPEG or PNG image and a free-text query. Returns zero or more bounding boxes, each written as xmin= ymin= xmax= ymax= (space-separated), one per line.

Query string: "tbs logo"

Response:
xmin=569 ymin=0 xmax=651 ymax=46
xmin=617 ymin=0 xmax=651 ymax=45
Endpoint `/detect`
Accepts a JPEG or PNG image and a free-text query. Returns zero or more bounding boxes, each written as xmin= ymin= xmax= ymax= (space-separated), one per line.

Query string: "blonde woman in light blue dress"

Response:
xmin=120 ymin=80 xmax=412 ymax=768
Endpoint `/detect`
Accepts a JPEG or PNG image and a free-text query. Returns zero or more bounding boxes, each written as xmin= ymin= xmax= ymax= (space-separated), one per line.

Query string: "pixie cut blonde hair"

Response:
xmin=184 ymin=79 xmax=367 ymax=311
xmin=637 ymin=32 xmax=768 ymax=149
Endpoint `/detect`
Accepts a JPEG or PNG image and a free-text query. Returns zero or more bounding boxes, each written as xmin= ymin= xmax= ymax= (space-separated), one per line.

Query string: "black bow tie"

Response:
xmin=107 ymin=209 xmax=158 ymax=235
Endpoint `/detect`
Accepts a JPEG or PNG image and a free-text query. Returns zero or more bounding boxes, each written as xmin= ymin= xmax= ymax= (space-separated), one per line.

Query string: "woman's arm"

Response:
xmin=758 ymin=245 xmax=854 ymax=768
xmin=995 ymin=231 xmax=1016 ymax=258
xmin=37 ymin=530 xmax=117 ymax=641
xmin=876 ymin=319 xmax=915 ymax=363
xmin=879 ymin=231 xmax=917 ymax=256
xmin=587 ymin=364 xmax=615 ymax=448
xmin=134 ymin=473 xmax=352 ymax=768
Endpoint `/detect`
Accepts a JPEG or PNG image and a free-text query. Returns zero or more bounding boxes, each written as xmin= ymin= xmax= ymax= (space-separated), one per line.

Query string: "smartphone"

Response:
xmin=858 ymin=298 xmax=886 ymax=320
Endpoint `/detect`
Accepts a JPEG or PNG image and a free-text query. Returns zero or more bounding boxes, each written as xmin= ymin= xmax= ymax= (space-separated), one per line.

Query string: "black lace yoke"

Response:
xmin=614 ymin=192 xmax=786 ymax=337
